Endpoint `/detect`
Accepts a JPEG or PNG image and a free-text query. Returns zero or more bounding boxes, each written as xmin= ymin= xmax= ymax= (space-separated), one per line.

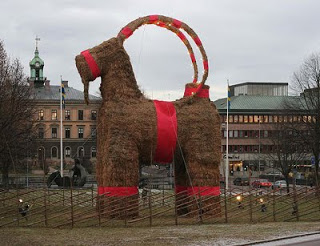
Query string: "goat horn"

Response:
xmin=117 ymin=15 xmax=209 ymax=94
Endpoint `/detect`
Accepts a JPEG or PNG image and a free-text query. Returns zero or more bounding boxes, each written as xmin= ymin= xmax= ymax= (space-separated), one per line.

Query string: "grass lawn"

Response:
xmin=1 ymin=222 xmax=320 ymax=246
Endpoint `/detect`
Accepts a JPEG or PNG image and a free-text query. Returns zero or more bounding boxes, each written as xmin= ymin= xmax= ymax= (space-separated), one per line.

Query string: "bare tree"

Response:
xmin=291 ymin=53 xmax=320 ymax=186
xmin=265 ymin=112 xmax=307 ymax=193
xmin=0 ymin=40 xmax=36 ymax=187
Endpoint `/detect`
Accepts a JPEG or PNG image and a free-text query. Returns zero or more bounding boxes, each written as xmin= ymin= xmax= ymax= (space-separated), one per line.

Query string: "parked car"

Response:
xmin=266 ymin=171 xmax=283 ymax=176
xmin=233 ymin=177 xmax=250 ymax=186
xmin=252 ymin=179 xmax=272 ymax=188
xmin=272 ymin=180 xmax=287 ymax=190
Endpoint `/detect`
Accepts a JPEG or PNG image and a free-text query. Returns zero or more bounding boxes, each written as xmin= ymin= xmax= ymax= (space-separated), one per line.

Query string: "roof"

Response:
xmin=32 ymin=85 xmax=101 ymax=102
xmin=214 ymin=95 xmax=300 ymax=113
xmin=29 ymin=49 xmax=44 ymax=66
xmin=230 ymin=82 xmax=288 ymax=87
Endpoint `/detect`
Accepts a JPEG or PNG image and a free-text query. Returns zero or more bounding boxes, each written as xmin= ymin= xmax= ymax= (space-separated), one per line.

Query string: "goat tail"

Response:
xmin=117 ymin=15 xmax=209 ymax=96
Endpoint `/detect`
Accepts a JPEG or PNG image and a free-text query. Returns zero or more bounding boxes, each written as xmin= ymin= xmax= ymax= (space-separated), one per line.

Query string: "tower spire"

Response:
xmin=29 ymin=36 xmax=45 ymax=86
xmin=35 ymin=36 xmax=40 ymax=55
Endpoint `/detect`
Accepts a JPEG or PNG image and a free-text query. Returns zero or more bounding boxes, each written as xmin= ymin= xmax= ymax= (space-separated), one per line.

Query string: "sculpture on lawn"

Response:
xmin=75 ymin=15 xmax=221 ymax=218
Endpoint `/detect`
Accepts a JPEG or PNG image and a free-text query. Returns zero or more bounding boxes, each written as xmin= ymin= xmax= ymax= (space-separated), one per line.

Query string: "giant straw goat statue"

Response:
xmin=76 ymin=15 xmax=221 ymax=218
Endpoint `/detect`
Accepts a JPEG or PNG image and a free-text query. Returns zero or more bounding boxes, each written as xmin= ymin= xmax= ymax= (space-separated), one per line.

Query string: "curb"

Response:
xmin=235 ymin=231 xmax=320 ymax=246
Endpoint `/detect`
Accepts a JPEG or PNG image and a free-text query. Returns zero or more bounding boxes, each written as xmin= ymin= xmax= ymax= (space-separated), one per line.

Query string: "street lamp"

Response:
xmin=258 ymin=116 xmax=261 ymax=173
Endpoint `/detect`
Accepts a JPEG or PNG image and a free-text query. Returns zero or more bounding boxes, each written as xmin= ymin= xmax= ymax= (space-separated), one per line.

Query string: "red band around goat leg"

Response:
xmin=98 ymin=186 xmax=138 ymax=196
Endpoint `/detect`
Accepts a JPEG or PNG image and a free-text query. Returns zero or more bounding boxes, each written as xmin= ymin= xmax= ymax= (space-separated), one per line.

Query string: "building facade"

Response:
xmin=214 ymin=82 xmax=311 ymax=176
xmin=28 ymin=43 xmax=101 ymax=174
xmin=229 ymin=82 xmax=288 ymax=97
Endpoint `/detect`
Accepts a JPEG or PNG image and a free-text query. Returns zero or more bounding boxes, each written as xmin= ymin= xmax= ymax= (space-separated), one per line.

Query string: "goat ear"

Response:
xmin=76 ymin=54 xmax=92 ymax=105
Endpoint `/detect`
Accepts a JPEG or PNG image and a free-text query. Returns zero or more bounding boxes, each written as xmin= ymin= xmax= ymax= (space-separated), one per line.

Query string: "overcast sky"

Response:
xmin=1 ymin=0 xmax=320 ymax=101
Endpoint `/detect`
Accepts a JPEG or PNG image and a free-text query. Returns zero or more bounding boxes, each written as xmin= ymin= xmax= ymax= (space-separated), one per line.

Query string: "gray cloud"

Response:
xmin=1 ymin=0 xmax=320 ymax=100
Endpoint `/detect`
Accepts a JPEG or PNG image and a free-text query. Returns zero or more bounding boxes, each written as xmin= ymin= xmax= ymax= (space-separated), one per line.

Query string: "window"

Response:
xmin=65 ymin=127 xmax=70 ymax=139
xmin=239 ymin=145 xmax=243 ymax=152
xmin=239 ymin=130 xmax=243 ymax=138
xmin=65 ymin=147 xmax=71 ymax=158
xmin=273 ymin=115 xmax=278 ymax=123
xmin=38 ymin=110 xmax=44 ymax=120
xmin=91 ymin=147 xmax=97 ymax=158
xmin=254 ymin=115 xmax=259 ymax=123
xmin=78 ymin=127 xmax=84 ymax=138
xmin=244 ymin=131 xmax=248 ymax=138
xmin=228 ymin=115 xmax=233 ymax=123
xmin=78 ymin=110 xmax=84 ymax=120
xmin=234 ymin=130 xmax=238 ymax=138
xmin=239 ymin=115 xmax=243 ymax=123
xmin=78 ymin=147 xmax=84 ymax=157
xmin=38 ymin=128 xmax=44 ymax=139
xmin=229 ymin=130 xmax=233 ymax=138
xmin=268 ymin=115 xmax=273 ymax=123
xmin=65 ymin=110 xmax=71 ymax=120
xmin=91 ymin=127 xmax=96 ymax=138
xmin=223 ymin=130 xmax=227 ymax=138
xmin=52 ymin=127 xmax=57 ymax=138
xmin=234 ymin=145 xmax=238 ymax=152
xmin=51 ymin=147 xmax=58 ymax=158
xmin=249 ymin=115 xmax=253 ymax=123
xmin=51 ymin=110 xmax=57 ymax=120
xmin=91 ymin=110 xmax=97 ymax=120
xmin=244 ymin=115 xmax=248 ymax=123
xmin=263 ymin=115 xmax=268 ymax=123
xmin=233 ymin=115 xmax=238 ymax=123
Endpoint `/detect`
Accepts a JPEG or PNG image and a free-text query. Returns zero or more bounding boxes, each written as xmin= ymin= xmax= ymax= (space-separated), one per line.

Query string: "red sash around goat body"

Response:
xmin=153 ymin=100 xmax=177 ymax=164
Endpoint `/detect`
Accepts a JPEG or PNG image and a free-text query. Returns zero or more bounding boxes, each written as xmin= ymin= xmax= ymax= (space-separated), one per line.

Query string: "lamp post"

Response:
xmin=258 ymin=116 xmax=261 ymax=173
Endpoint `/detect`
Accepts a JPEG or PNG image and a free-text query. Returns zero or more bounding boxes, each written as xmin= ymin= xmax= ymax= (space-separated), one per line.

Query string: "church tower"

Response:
xmin=29 ymin=37 xmax=46 ymax=87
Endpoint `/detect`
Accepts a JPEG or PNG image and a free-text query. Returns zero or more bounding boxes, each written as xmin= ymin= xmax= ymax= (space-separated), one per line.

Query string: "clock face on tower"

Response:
xmin=35 ymin=62 xmax=40 ymax=68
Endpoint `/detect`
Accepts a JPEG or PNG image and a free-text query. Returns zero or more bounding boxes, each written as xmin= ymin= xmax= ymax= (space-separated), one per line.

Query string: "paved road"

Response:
xmin=255 ymin=233 xmax=320 ymax=246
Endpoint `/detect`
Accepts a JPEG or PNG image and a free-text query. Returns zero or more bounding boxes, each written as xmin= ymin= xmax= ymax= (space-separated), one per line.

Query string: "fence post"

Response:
xmin=44 ymin=187 xmax=48 ymax=227
xmin=293 ymin=182 xmax=299 ymax=221
xmin=224 ymin=183 xmax=228 ymax=223
xmin=47 ymin=188 xmax=50 ymax=206
xmin=91 ymin=184 xmax=94 ymax=207
xmin=16 ymin=188 xmax=20 ymax=226
xmin=2 ymin=189 xmax=6 ymax=207
xmin=198 ymin=189 xmax=203 ymax=223
xmin=174 ymin=191 xmax=178 ymax=226
xmin=62 ymin=187 xmax=65 ymax=207
xmin=148 ymin=191 xmax=152 ymax=227
xmin=273 ymin=188 xmax=276 ymax=222
xmin=70 ymin=184 xmax=74 ymax=228
xmin=249 ymin=188 xmax=252 ymax=223
xmin=97 ymin=195 xmax=101 ymax=227
xmin=162 ymin=182 xmax=165 ymax=206
xmin=124 ymin=196 xmax=127 ymax=227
